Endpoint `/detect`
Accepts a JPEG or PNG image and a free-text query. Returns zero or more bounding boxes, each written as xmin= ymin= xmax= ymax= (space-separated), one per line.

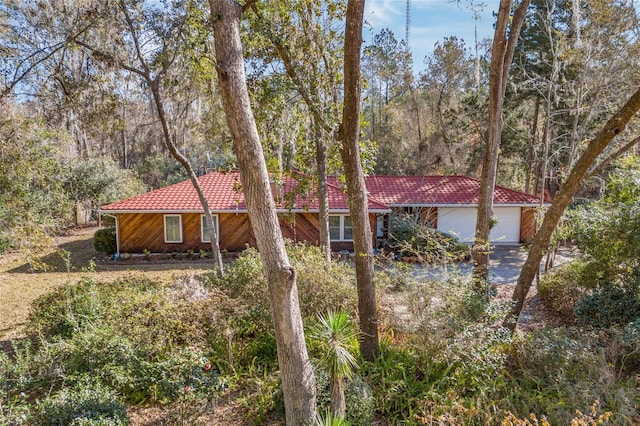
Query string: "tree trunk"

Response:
xmin=472 ymin=0 xmax=530 ymax=287
xmin=339 ymin=0 xmax=380 ymax=361
xmin=148 ymin=79 xmax=225 ymax=277
xmin=503 ymin=86 xmax=640 ymax=331
xmin=314 ymin=121 xmax=331 ymax=262
xmin=209 ymin=1 xmax=316 ymax=423
xmin=331 ymin=376 xmax=346 ymax=419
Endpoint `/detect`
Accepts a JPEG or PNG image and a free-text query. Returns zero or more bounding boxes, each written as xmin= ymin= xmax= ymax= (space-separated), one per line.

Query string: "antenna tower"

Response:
xmin=405 ymin=0 xmax=411 ymax=47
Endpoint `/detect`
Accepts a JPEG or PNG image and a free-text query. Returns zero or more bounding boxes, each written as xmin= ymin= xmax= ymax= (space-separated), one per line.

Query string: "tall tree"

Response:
xmin=338 ymin=0 xmax=380 ymax=361
xmin=246 ymin=0 xmax=346 ymax=261
xmin=209 ymin=0 xmax=316 ymax=423
xmin=472 ymin=0 xmax=530 ymax=287
xmin=504 ymin=87 xmax=640 ymax=331
xmin=65 ymin=0 xmax=225 ymax=275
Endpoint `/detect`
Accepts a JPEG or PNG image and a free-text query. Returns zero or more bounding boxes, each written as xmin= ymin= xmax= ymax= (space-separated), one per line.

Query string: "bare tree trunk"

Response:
xmin=503 ymin=87 xmax=640 ymax=331
xmin=209 ymin=1 xmax=316 ymax=423
xmin=338 ymin=0 xmax=380 ymax=361
xmin=331 ymin=376 xmax=346 ymax=419
xmin=148 ymin=80 xmax=225 ymax=277
xmin=472 ymin=0 xmax=530 ymax=287
xmin=314 ymin=121 xmax=331 ymax=262
xmin=525 ymin=95 xmax=540 ymax=194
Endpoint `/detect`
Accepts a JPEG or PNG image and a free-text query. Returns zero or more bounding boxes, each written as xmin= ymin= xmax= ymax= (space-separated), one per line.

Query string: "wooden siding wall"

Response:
xmin=117 ymin=212 xmax=378 ymax=253
xmin=421 ymin=207 xmax=438 ymax=228
xmin=520 ymin=207 xmax=536 ymax=243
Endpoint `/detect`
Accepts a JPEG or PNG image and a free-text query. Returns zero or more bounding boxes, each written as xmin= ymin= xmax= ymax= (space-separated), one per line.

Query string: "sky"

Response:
xmin=363 ymin=0 xmax=501 ymax=72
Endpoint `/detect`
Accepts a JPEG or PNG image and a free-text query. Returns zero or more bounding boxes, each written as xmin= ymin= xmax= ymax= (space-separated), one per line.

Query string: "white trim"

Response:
xmin=329 ymin=214 xmax=353 ymax=241
xmin=99 ymin=208 xmax=391 ymax=215
xmin=389 ymin=203 xmax=545 ymax=208
xmin=164 ymin=214 xmax=183 ymax=243
xmin=201 ymin=214 xmax=219 ymax=243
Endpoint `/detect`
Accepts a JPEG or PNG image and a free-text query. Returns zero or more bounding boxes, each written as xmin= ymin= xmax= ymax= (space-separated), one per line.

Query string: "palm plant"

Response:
xmin=310 ymin=310 xmax=360 ymax=419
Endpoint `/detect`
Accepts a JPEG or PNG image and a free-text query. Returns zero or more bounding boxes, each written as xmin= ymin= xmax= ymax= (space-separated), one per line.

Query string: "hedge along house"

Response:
xmin=360 ymin=175 xmax=546 ymax=244
xmin=100 ymin=172 xmax=545 ymax=256
xmin=99 ymin=171 xmax=390 ymax=255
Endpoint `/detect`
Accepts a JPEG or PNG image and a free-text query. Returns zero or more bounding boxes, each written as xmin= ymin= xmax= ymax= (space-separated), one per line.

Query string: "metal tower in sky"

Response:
xmin=405 ymin=0 xmax=411 ymax=47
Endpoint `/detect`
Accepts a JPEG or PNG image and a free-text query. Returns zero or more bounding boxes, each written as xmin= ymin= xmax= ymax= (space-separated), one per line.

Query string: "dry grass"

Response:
xmin=0 ymin=226 xmax=216 ymax=340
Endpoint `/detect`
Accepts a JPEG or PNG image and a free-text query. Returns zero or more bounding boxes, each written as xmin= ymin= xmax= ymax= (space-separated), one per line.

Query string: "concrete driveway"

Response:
xmin=411 ymin=245 xmax=549 ymax=284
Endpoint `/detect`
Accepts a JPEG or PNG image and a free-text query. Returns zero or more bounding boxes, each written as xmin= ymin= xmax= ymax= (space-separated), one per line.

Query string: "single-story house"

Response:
xmin=100 ymin=171 xmax=545 ymax=255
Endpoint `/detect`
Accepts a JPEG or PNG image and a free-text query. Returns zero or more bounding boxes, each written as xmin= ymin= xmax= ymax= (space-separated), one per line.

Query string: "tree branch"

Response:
xmin=587 ymin=135 xmax=640 ymax=178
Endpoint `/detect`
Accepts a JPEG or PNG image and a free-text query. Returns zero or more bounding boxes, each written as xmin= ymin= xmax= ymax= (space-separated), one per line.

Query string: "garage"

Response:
xmin=437 ymin=206 xmax=522 ymax=244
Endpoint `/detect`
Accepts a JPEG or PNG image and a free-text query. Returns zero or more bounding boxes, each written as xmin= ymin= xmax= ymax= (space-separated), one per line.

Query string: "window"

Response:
xmin=201 ymin=214 xmax=219 ymax=243
xmin=164 ymin=215 xmax=182 ymax=243
xmin=329 ymin=215 xmax=353 ymax=241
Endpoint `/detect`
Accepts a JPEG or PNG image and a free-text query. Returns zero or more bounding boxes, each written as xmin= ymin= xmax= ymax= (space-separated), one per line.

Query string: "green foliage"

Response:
xmin=206 ymin=243 xmax=357 ymax=367
xmin=557 ymin=162 xmax=640 ymax=328
xmin=387 ymin=213 xmax=469 ymax=263
xmin=537 ymin=259 xmax=590 ymax=317
xmin=31 ymin=378 xmax=128 ymax=426
xmin=21 ymin=275 xmax=226 ymax=407
xmin=0 ymin=236 xmax=11 ymax=254
xmin=314 ymin=367 xmax=373 ymax=426
xmin=503 ymin=328 xmax=638 ymax=425
xmin=64 ymin=157 xmax=146 ymax=210
xmin=94 ymin=228 xmax=117 ymax=255
xmin=575 ymin=283 xmax=640 ymax=328
xmin=0 ymin=114 xmax=74 ymax=249
xmin=309 ymin=310 xmax=359 ymax=381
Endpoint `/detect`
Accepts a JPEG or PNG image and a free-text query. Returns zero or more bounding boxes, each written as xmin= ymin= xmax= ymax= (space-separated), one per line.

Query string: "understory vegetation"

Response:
xmin=2 ymin=242 xmax=639 ymax=425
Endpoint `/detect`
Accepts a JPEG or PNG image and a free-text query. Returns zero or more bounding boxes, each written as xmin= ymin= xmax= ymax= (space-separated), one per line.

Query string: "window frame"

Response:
xmin=200 ymin=214 xmax=219 ymax=243
xmin=164 ymin=214 xmax=183 ymax=243
xmin=329 ymin=214 xmax=353 ymax=241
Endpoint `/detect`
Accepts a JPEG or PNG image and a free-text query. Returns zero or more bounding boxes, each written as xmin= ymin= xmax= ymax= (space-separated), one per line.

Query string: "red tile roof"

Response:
xmin=101 ymin=172 xmax=544 ymax=213
xmin=362 ymin=175 xmax=545 ymax=206
xmin=100 ymin=171 xmax=389 ymax=213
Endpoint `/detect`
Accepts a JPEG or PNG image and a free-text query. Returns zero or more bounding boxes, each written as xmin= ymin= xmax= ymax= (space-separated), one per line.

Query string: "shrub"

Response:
xmin=94 ymin=227 xmax=117 ymax=255
xmin=31 ymin=378 xmax=128 ymax=426
xmin=575 ymin=284 xmax=640 ymax=328
xmin=0 ymin=235 xmax=11 ymax=254
xmin=24 ymin=274 xmax=227 ymax=405
xmin=206 ymin=243 xmax=357 ymax=368
xmin=387 ymin=214 xmax=469 ymax=263
xmin=29 ymin=278 xmax=105 ymax=339
xmin=537 ymin=259 xmax=590 ymax=318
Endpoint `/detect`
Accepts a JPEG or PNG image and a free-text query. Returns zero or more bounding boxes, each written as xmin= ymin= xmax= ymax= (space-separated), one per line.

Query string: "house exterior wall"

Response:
xmin=519 ymin=207 xmax=536 ymax=242
xmin=116 ymin=211 xmax=377 ymax=253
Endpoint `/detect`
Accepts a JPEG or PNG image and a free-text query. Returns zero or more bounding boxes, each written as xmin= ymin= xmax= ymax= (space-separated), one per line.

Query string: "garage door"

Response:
xmin=437 ymin=207 xmax=521 ymax=243
xmin=491 ymin=207 xmax=521 ymax=243
xmin=437 ymin=207 xmax=477 ymax=242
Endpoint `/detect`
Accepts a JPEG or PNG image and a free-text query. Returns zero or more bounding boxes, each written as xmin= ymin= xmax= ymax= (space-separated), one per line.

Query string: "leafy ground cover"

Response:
xmin=1 ymin=226 xmax=639 ymax=425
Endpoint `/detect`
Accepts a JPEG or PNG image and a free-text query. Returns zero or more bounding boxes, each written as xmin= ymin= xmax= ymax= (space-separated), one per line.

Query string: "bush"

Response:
xmin=387 ymin=214 xmax=469 ymax=263
xmin=0 ymin=235 xmax=11 ymax=254
xmin=94 ymin=228 xmax=117 ymax=255
xmin=31 ymin=378 xmax=128 ymax=425
xmin=29 ymin=277 xmax=106 ymax=339
xmin=206 ymin=243 xmax=357 ymax=367
xmin=575 ymin=284 xmax=640 ymax=328
xmin=24 ymin=275 xmax=227 ymax=405
xmin=537 ymin=260 xmax=590 ymax=318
